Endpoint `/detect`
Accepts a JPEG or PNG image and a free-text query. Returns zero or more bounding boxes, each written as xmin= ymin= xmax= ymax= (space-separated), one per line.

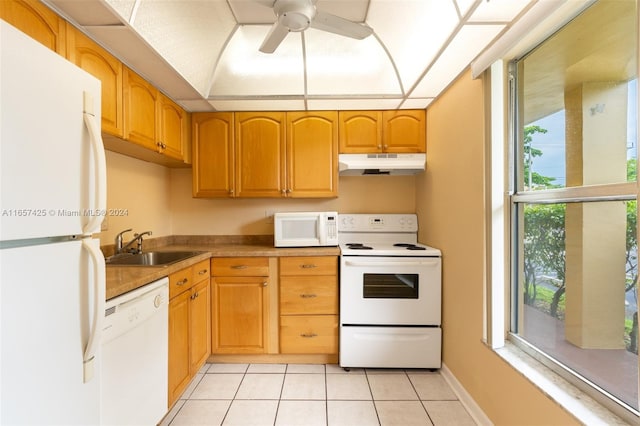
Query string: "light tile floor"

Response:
xmin=161 ymin=363 xmax=477 ymax=426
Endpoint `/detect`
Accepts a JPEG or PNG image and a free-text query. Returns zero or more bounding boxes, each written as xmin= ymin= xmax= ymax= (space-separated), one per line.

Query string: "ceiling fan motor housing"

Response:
xmin=274 ymin=0 xmax=316 ymax=31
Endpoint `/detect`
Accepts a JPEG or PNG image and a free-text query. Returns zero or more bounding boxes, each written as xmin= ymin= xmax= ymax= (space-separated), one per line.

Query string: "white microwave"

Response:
xmin=274 ymin=212 xmax=339 ymax=247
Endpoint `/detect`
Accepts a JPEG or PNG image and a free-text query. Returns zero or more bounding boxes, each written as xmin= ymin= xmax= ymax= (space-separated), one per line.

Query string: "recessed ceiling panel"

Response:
xmin=367 ymin=0 xmax=459 ymax=92
xmin=469 ymin=0 xmax=533 ymax=22
xmin=402 ymin=98 xmax=434 ymax=109
xmin=229 ymin=0 xmax=369 ymax=24
xmin=454 ymin=0 xmax=477 ymax=18
xmin=209 ymin=26 xmax=305 ymax=97
xmin=103 ymin=0 xmax=136 ymax=23
xmin=209 ymin=99 xmax=306 ymax=111
xmin=133 ymin=0 xmax=235 ymax=96
xmin=307 ymin=98 xmax=403 ymax=110
xmin=228 ymin=0 xmax=276 ymax=24
xmin=412 ymin=24 xmax=505 ymax=98
xmin=305 ymin=29 xmax=400 ymax=96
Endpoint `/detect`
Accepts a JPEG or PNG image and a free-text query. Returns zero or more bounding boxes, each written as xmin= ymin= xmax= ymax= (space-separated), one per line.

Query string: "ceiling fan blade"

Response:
xmin=259 ymin=22 xmax=290 ymax=53
xmin=310 ymin=10 xmax=373 ymax=40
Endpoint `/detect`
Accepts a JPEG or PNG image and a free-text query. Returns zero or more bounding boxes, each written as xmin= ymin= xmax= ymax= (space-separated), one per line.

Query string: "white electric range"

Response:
xmin=338 ymin=213 xmax=442 ymax=369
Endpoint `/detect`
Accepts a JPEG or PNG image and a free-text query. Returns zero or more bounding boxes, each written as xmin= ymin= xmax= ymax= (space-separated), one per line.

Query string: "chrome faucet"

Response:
xmin=114 ymin=228 xmax=132 ymax=254
xmin=115 ymin=229 xmax=153 ymax=254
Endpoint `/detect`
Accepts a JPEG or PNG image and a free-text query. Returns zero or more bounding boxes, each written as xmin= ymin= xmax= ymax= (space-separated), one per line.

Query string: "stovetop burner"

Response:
xmin=394 ymin=243 xmax=427 ymax=250
xmin=345 ymin=243 xmax=373 ymax=250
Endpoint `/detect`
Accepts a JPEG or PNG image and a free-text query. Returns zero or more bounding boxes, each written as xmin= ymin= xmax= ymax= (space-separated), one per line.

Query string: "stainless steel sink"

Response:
xmin=106 ymin=251 xmax=205 ymax=266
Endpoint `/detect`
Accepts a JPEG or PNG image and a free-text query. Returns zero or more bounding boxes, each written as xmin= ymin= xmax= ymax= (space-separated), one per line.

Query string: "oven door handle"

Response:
xmin=344 ymin=259 xmax=440 ymax=267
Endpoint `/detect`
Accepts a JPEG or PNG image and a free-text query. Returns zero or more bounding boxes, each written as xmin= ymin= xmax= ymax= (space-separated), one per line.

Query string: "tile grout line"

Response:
xmin=405 ymin=369 xmax=436 ymax=425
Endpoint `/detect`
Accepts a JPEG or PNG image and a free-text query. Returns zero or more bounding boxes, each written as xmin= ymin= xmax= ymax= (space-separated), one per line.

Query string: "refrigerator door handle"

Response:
xmin=82 ymin=238 xmax=105 ymax=383
xmin=82 ymin=91 xmax=107 ymax=235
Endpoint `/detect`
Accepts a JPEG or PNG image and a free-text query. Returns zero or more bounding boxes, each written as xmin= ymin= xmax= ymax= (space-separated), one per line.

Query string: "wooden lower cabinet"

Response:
xmin=279 ymin=256 xmax=339 ymax=355
xmin=211 ymin=257 xmax=272 ymax=354
xmin=168 ymin=260 xmax=211 ymax=408
xmin=280 ymin=315 xmax=339 ymax=354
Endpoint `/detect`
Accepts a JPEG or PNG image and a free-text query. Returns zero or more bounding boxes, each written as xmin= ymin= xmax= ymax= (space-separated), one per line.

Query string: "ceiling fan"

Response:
xmin=256 ymin=0 xmax=373 ymax=53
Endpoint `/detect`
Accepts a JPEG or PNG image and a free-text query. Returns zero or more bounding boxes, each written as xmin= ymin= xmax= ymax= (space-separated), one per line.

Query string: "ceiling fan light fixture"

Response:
xmin=275 ymin=0 xmax=315 ymax=31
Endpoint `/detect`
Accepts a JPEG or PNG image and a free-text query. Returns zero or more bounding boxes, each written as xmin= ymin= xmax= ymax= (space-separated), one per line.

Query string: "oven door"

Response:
xmin=340 ymin=256 xmax=441 ymax=325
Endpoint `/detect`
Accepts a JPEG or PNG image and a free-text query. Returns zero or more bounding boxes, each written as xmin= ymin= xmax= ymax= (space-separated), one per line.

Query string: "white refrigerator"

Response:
xmin=0 ymin=21 xmax=107 ymax=425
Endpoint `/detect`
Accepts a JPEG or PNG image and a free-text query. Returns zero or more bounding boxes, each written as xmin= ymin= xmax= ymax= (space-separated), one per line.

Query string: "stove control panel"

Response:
xmin=338 ymin=214 xmax=418 ymax=232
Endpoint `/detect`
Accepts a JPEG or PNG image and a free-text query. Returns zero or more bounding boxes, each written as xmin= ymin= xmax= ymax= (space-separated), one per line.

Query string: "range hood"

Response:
xmin=338 ymin=153 xmax=426 ymax=176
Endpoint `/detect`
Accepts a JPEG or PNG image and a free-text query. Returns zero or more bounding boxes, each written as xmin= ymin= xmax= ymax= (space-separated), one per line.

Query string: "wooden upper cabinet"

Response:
xmin=123 ymin=67 xmax=187 ymax=160
xmin=192 ymin=112 xmax=235 ymax=198
xmin=339 ymin=109 xmax=426 ymax=153
xmin=382 ymin=110 xmax=426 ymax=153
xmin=123 ymin=68 xmax=158 ymax=151
xmin=0 ymin=0 xmax=66 ymax=54
xmin=66 ymin=24 xmax=123 ymax=137
xmin=235 ymin=112 xmax=286 ymax=198
xmin=287 ymin=111 xmax=338 ymax=198
xmin=339 ymin=111 xmax=382 ymax=153
xmin=158 ymin=93 xmax=186 ymax=160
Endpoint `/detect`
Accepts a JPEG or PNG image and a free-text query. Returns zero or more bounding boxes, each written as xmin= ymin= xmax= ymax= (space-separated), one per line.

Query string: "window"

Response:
xmin=510 ymin=0 xmax=638 ymax=417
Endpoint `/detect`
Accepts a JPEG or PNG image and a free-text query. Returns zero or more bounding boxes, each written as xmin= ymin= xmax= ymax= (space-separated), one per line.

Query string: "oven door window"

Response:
xmin=363 ymin=274 xmax=418 ymax=299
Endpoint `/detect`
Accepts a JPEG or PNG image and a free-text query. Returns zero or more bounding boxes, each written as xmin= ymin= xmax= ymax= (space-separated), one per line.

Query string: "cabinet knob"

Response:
xmin=263 ymin=281 xmax=268 ymax=287
xmin=281 ymin=189 xmax=286 ymax=195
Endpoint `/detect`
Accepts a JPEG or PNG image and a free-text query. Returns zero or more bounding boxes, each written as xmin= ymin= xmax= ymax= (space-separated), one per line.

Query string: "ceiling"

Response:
xmin=46 ymin=0 xmax=547 ymax=112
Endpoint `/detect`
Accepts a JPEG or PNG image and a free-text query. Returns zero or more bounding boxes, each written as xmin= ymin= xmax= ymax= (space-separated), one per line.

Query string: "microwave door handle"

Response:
xmin=317 ymin=216 xmax=326 ymax=245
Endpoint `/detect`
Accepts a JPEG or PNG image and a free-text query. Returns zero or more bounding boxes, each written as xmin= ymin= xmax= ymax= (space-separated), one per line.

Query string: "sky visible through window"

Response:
xmin=528 ymin=80 xmax=638 ymax=187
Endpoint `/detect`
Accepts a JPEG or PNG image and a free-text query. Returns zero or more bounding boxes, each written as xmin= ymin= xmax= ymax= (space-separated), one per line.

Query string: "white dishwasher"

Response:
xmin=101 ymin=277 xmax=169 ymax=426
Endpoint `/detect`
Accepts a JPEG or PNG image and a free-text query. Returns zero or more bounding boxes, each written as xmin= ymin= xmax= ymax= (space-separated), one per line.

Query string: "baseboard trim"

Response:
xmin=440 ymin=362 xmax=493 ymax=426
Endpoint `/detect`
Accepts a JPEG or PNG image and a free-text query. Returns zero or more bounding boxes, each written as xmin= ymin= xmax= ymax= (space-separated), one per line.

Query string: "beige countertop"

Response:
xmin=105 ymin=242 xmax=340 ymax=300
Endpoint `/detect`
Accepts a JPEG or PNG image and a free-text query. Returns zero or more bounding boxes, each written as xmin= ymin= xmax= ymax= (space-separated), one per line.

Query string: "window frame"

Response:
xmin=503 ymin=7 xmax=639 ymax=419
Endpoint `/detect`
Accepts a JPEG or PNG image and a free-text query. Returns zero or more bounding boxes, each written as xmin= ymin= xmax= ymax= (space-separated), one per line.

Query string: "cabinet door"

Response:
xmin=189 ymin=279 xmax=211 ymax=373
xmin=286 ymin=111 xmax=338 ymax=198
xmin=382 ymin=110 xmax=426 ymax=153
xmin=158 ymin=93 xmax=186 ymax=160
xmin=124 ymin=68 xmax=158 ymax=151
xmin=0 ymin=0 xmax=66 ymax=54
xmin=168 ymin=290 xmax=190 ymax=407
xmin=212 ymin=276 xmax=269 ymax=353
xmin=66 ymin=25 xmax=123 ymax=137
xmin=192 ymin=112 xmax=235 ymax=198
xmin=235 ymin=112 xmax=285 ymax=198
xmin=338 ymin=111 xmax=382 ymax=153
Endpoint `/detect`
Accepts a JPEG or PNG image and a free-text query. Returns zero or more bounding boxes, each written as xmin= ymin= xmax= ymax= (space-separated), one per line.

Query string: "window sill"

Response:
xmin=493 ymin=340 xmax=635 ymax=425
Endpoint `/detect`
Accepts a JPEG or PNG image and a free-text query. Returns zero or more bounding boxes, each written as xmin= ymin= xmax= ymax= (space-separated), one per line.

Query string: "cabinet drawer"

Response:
xmin=280 ymin=315 xmax=338 ymax=354
xmin=280 ymin=276 xmax=338 ymax=315
xmin=211 ymin=257 xmax=269 ymax=277
xmin=169 ymin=267 xmax=193 ymax=299
xmin=279 ymin=256 xmax=337 ymax=276
xmin=193 ymin=259 xmax=210 ymax=284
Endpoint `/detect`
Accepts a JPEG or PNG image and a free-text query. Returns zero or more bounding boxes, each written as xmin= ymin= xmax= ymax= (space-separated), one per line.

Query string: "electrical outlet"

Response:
xmin=265 ymin=210 xmax=274 ymax=224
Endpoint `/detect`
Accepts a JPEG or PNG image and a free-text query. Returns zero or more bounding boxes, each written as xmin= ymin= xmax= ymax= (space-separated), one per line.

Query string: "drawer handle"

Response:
xmin=300 ymin=333 xmax=317 ymax=338
xmin=198 ymin=269 xmax=208 ymax=275
xmin=300 ymin=294 xmax=317 ymax=298
xmin=301 ymin=264 xmax=317 ymax=269
xmin=177 ymin=278 xmax=188 ymax=286
xmin=231 ymin=265 xmax=248 ymax=269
